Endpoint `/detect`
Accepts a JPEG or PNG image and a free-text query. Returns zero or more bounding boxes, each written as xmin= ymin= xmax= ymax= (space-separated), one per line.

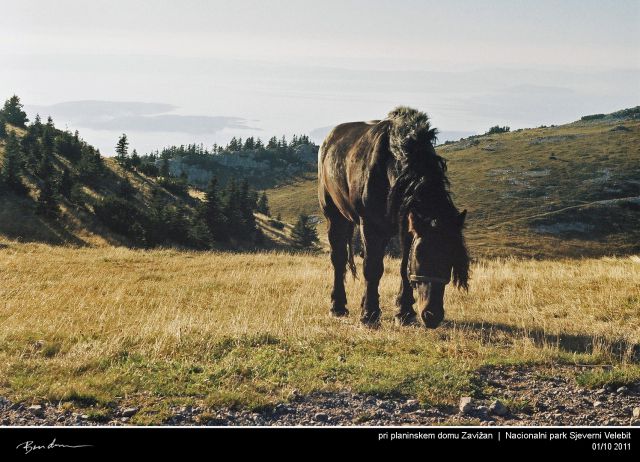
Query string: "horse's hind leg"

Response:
xmin=324 ymin=201 xmax=352 ymax=317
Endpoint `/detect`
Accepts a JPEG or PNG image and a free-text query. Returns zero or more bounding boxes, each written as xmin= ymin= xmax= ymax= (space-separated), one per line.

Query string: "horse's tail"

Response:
xmin=347 ymin=224 xmax=357 ymax=279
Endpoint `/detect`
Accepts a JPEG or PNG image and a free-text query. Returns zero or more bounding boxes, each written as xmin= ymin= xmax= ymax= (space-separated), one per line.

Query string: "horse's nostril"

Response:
xmin=421 ymin=309 xmax=444 ymax=329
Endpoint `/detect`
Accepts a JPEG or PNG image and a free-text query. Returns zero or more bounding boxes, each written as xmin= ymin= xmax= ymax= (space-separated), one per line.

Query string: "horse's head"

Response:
xmin=407 ymin=208 xmax=469 ymax=328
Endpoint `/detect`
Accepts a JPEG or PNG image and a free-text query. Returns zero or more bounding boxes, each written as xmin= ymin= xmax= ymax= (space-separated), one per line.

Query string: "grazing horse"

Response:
xmin=318 ymin=107 xmax=469 ymax=328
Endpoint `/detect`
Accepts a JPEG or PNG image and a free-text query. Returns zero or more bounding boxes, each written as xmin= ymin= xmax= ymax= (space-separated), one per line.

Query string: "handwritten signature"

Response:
xmin=16 ymin=438 xmax=92 ymax=454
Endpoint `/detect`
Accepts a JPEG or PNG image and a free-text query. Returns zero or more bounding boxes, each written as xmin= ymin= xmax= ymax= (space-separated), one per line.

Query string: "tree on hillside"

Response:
xmin=115 ymin=134 xmax=129 ymax=166
xmin=36 ymin=176 xmax=59 ymax=217
xmin=291 ymin=214 xmax=319 ymax=249
xmin=77 ymin=147 xmax=104 ymax=182
xmin=485 ymin=125 xmax=510 ymax=135
xmin=1 ymin=95 xmax=29 ymax=127
xmin=1 ymin=131 xmax=25 ymax=193
xmin=130 ymin=149 xmax=141 ymax=169
xmin=31 ymin=114 xmax=43 ymax=138
xmin=238 ymin=178 xmax=256 ymax=240
xmin=0 ymin=114 xmax=6 ymax=139
xmin=118 ymin=179 xmax=136 ymax=200
xmin=202 ymin=177 xmax=227 ymax=242
xmin=160 ymin=157 xmax=170 ymax=178
xmin=256 ymin=191 xmax=270 ymax=216
xmin=42 ymin=117 xmax=56 ymax=158
xmin=58 ymin=167 xmax=74 ymax=198
xmin=223 ymin=178 xmax=244 ymax=239
xmin=37 ymin=149 xmax=54 ymax=179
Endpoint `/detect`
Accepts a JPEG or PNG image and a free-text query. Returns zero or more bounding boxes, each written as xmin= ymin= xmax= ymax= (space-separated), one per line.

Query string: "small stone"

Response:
xmin=314 ymin=412 xmax=328 ymax=422
xmin=616 ymin=386 xmax=628 ymax=394
xmin=403 ymin=399 xmax=420 ymax=411
xmin=459 ymin=397 xmax=473 ymax=414
xmin=632 ymin=407 xmax=640 ymax=418
xmin=489 ymin=400 xmax=508 ymax=416
xmin=596 ymin=388 xmax=607 ymax=395
xmin=122 ymin=407 xmax=139 ymax=417
xmin=593 ymin=401 xmax=603 ymax=408
xmin=28 ymin=405 xmax=44 ymax=416
xmin=120 ymin=417 xmax=130 ymax=423
xmin=79 ymin=414 xmax=89 ymax=420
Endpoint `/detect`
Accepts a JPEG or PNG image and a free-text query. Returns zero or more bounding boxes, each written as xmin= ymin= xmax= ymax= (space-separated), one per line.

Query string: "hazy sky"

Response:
xmin=2 ymin=0 xmax=639 ymax=154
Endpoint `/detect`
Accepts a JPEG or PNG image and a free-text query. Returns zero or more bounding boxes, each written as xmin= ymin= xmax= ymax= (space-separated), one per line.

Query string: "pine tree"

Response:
xmin=36 ymin=176 xmax=58 ymax=217
xmin=1 ymin=95 xmax=29 ymax=127
xmin=238 ymin=178 xmax=256 ymax=240
xmin=160 ymin=158 xmax=171 ymax=177
xmin=1 ymin=131 xmax=25 ymax=192
xmin=42 ymin=118 xmax=55 ymax=158
xmin=291 ymin=214 xmax=319 ymax=249
xmin=224 ymin=178 xmax=243 ymax=238
xmin=202 ymin=177 xmax=227 ymax=242
xmin=115 ymin=134 xmax=129 ymax=166
xmin=256 ymin=191 xmax=270 ymax=216
xmin=58 ymin=167 xmax=74 ymax=198
xmin=118 ymin=179 xmax=136 ymax=200
xmin=130 ymin=149 xmax=141 ymax=169
xmin=31 ymin=114 xmax=43 ymax=138
xmin=0 ymin=114 xmax=6 ymax=139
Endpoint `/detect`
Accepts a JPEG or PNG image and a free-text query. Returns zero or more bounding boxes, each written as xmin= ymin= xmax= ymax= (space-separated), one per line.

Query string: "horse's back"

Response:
xmin=318 ymin=120 xmax=388 ymax=222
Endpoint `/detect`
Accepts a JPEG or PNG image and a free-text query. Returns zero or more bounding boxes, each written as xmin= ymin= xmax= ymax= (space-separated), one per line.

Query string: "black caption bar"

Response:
xmin=1 ymin=427 xmax=637 ymax=457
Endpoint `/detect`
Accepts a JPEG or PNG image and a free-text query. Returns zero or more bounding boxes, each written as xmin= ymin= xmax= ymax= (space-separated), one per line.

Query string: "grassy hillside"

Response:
xmin=1 ymin=243 xmax=638 ymax=423
xmin=267 ymin=110 xmax=640 ymax=258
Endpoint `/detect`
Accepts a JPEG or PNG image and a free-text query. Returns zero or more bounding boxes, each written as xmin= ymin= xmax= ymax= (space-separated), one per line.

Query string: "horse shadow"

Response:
xmin=442 ymin=319 xmax=640 ymax=363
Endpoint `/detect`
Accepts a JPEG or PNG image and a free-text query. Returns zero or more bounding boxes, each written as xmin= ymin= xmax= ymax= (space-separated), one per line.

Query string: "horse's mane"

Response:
xmin=386 ymin=106 xmax=469 ymax=289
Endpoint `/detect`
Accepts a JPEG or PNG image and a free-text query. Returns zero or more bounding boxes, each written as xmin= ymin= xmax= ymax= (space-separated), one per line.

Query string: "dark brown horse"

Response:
xmin=318 ymin=106 xmax=469 ymax=328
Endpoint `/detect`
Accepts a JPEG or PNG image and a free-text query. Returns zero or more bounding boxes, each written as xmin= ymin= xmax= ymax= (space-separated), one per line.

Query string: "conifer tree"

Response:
xmin=36 ymin=176 xmax=58 ymax=217
xmin=42 ymin=118 xmax=55 ymax=158
xmin=160 ymin=157 xmax=171 ymax=177
xmin=256 ymin=191 xmax=270 ymax=216
xmin=291 ymin=214 xmax=319 ymax=249
xmin=1 ymin=95 xmax=29 ymax=127
xmin=31 ymin=114 xmax=43 ymax=138
xmin=1 ymin=131 xmax=24 ymax=192
xmin=0 ymin=114 xmax=6 ymax=139
xmin=58 ymin=167 xmax=74 ymax=198
xmin=130 ymin=149 xmax=141 ymax=169
xmin=115 ymin=134 xmax=129 ymax=166
xmin=202 ymin=177 xmax=227 ymax=242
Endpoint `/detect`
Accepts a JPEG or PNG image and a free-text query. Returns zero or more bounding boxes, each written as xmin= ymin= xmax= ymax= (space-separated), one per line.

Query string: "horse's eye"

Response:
xmin=430 ymin=219 xmax=437 ymax=228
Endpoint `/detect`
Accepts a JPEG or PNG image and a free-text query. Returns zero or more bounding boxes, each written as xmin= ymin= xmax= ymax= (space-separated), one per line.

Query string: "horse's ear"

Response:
xmin=407 ymin=212 xmax=418 ymax=235
xmin=457 ymin=209 xmax=467 ymax=227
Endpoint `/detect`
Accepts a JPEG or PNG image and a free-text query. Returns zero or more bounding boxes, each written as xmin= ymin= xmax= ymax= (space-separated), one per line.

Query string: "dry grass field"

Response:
xmin=1 ymin=242 xmax=638 ymax=423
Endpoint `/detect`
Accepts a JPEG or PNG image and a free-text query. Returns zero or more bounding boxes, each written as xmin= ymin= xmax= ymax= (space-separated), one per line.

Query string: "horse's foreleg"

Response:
xmin=360 ymin=224 xmax=387 ymax=327
xmin=395 ymin=231 xmax=418 ymax=326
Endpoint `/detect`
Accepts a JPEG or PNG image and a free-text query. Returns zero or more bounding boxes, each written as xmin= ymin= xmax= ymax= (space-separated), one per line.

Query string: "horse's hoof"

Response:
xmin=421 ymin=309 xmax=444 ymax=329
xmin=330 ymin=307 xmax=349 ymax=318
xmin=360 ymin=310 xmax=381 ymax=328
xmin=394 ymin=311 xmax=419 ymax=327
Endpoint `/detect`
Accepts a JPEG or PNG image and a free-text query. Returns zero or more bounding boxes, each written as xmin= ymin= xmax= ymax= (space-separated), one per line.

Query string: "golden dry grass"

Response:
xmin=0 ymin=243 xmax=639 ymax=417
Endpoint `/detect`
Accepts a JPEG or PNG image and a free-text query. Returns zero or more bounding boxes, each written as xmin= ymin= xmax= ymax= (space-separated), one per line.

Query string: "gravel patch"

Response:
xmin=1 ymin=366 xmax=638 ymax=426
